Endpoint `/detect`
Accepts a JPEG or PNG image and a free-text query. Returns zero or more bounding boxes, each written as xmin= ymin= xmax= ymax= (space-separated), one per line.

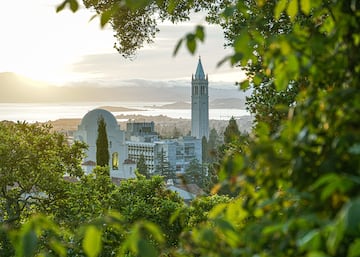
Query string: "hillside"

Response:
xmin=0 ymin=72 xmax=248 ymax=103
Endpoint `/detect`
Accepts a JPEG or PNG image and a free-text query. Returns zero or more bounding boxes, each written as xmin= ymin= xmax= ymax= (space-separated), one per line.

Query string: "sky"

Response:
xmin=0 ymin=0 xmax=246 ymax=88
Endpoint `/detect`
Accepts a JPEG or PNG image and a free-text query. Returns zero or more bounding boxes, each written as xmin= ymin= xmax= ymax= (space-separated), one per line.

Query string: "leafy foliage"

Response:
xmin=246 ymin=81 xmax=299 ymax=134
xmin=78 ymin=0 xmax=203 ymax=58
xmin=112 ymin=176 xmax=185 ymax=248
xmin=0 ymin=122 xmax=85 ymax=227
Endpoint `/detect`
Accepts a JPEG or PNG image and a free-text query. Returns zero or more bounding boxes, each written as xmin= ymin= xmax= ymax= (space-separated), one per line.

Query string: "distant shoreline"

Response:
xmin=98 ymin=106 xmax=145 ymax=112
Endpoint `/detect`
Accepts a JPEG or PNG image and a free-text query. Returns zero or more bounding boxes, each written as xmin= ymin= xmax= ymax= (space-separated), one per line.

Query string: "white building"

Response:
xmin=74 ymin=109 xmax=136 ymax=179
xmin=175 ymin=136 xmax=202 ymax=173
xmin=191 ymin=57 xmax=209 ymax=140
xmin=127 ymin=136 xmax=201 ymax=174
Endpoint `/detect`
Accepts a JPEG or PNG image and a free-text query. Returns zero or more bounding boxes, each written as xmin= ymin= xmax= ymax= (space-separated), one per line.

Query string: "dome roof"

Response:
xmin=80 ymin=109 xmax=118 ymax=129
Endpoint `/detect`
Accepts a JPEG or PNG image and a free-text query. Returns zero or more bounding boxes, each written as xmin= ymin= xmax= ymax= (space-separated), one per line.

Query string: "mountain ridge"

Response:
xmin=0 ymin=72 xmax=248 ymax=103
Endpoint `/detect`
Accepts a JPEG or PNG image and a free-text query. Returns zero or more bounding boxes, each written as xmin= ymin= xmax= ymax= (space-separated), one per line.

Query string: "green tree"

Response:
xmin=50 ymin=166 xmax=115 ymax=229
xmin=111 ymin=176 xmax=185 ymax=249
xmin=201 ymin=136 xmax=208 ymax=164
xmin=184 ymin=158 xmax=208 ymax=190
xmin=186 ymin=194 xmax=230 ymax=227
xmin=96 ymin=116 xmax=109 ymax=168
xmin=137 ymin=154 xmax=150 ymax=179
xmin=0 ymin=122 xmax=85 ymax=227
xmin=207 ymin=128 xmax=220 ymax=163
xmin=223 ymin=116 xmax=241 ymax=144
xmin=0 ymin=121 xmax=85 ymax=255
xmin=155 ymin=148 xmax=175 ymax=181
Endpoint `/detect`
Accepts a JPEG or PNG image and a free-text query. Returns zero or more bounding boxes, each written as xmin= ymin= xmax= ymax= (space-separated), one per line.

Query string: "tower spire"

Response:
xmin=194 ymin=56 xmax=205 ymax=80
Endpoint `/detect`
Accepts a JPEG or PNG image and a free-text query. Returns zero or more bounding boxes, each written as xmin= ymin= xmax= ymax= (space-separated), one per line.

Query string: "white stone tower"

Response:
xmin=191 ymin=57 xmax=209 ymax=140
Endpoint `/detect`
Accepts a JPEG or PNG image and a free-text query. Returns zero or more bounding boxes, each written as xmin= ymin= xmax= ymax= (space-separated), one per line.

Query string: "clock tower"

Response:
xmin=191 ymin=57 xmax=209 ymax=140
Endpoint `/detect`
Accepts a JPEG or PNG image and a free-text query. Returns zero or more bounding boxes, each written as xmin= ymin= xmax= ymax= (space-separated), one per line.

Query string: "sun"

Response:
xmin=0 ymin=0 xmax=112 ymax=85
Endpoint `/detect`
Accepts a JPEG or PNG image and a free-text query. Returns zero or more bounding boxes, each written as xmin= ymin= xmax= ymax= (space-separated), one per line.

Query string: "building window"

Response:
xmin=112 ymin=152 xmax=119 ymax=170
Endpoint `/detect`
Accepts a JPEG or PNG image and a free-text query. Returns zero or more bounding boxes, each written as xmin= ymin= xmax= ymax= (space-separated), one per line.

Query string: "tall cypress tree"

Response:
xmin=201 ymin=136 xmax=208 ymax=164
xmin=96 ymin=116 xmax=110 ymax=167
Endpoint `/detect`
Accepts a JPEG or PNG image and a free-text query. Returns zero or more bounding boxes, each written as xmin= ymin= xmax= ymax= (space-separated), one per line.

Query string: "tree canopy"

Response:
xmin=0 ymin=122 xmax=85 ymax=227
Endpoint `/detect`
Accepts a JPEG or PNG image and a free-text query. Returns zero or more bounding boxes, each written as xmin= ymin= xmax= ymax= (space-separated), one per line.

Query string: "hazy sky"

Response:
xmin=0 ymin=0 xmax=245 ymax=87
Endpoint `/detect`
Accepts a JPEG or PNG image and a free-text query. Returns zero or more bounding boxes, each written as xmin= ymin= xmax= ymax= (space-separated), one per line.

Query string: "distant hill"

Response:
xmin=153 ymin=101 xmax=190 ymax=109
xmin=153 ymin=98 xmax=246 ymax=109
xmin=98 ymin=106 xmax=144 ymax=112
xmin=210 ymin=98 xmax=246 ymax=109
xmin=0 ymin=72 xmax=248 ymax=103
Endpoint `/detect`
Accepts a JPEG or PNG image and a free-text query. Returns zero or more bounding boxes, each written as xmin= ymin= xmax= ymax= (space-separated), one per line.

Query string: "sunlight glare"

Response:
xmin=0 ymin=0 xmax=113 ymax=85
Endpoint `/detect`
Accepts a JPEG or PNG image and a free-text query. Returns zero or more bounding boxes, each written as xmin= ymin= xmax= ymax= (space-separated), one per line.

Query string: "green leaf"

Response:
xmin=195 ymin=26 xmax=205 ymax=42
xmin=240 ymin=80 xmax=250 ymax=90
xmin=137 ymin=239 xmax=158 ymax=257
xmin=82 ymin=226 xmax=102 ymax=257
xmin=287 ymin=0 xmax=298 ymax=21
xmin=22 ymin=230 xmax=38 ymax=257
xmin=56 ymin=0 xmax=79 ymax=13
xmin=274 ymin=0 xmax=287 ymax=20
xmin=156 ymin=0 xmax=165 ymax=6
xmin=297 ymin=230 xmax=321 ymax=251
xmin=125 ymin=0 xmax=151 ymax=10
xmin=69 ymin=0 xmax=79 ymax=12
xmin=348 ymin=239 xmax=360 ymax=257
xmin=262 ymin=223 xmax=285 ymax=235
xmin=100 ymin=9 xmax=114 ymax=28
xmin=344 ymin=198 xmax=360 ymax=236
xmin=214 ymin=218 xmax=236 ymax=232
xmin=167 ymin=0 xmax=178 ymax=14
xmin=216 ymin=55 xmax=231 ymax=68
xmin=208 ymin=203 xmax=228 ymax=219
xmin=327 ymin=218 xmax=345 ymax=255
xmin=186 ymin=34 xmax=196 ymax=54
xmin=56 ymin=1 xmax=67 ymax=13
xmin=222 ymin=6 xmax=235 ymax=18
xmin=49 ymin=239 xmax=67 ymax=257
xmin=198 ymin=228 xmax=216 ymax=244
xmin=173 ymin=38 xmax=183 ymax=56
xmin=300 ymin=0 xmax=311 ymax=15
xmin=143 ymin=221 xmax=164 ymax=243
xmin=307 ymin=251 xmax=330 ymax=257
xmin=234 ymin=34 xmax=250 ymax=53
xmin=349 ymin=144 xmax=360 ymax=154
